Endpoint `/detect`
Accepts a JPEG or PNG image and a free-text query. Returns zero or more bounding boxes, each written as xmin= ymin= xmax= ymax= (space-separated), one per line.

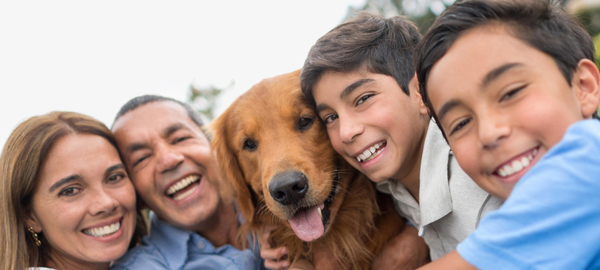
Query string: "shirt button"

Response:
xmin=197 ymin=241 xmax=206 ymax=249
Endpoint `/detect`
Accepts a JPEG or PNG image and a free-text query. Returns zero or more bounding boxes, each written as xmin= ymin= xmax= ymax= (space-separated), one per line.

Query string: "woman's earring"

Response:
xmin=28 ymin=227 xmax=41 ymax=246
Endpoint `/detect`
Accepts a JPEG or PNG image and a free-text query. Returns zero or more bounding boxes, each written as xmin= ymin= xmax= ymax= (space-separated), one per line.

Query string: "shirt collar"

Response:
xmin=146 ymin=211 xmax=193 ymax=269
xmin=418 ymin=120 xmax=453 ymax=227
xmin=377 ymin=180 xmax=420 ymax=209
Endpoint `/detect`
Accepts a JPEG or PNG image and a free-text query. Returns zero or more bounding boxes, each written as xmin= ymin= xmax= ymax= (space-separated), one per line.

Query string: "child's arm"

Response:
xmin=259 ymin=224 xmax=292 ymax=269
xmin=371 ymin=225 xmax=430 ymax=269
xmin=424 ymin=120 xmax=600 ymax=270
xmin=417 ymin=251 xmax=477 ymax=270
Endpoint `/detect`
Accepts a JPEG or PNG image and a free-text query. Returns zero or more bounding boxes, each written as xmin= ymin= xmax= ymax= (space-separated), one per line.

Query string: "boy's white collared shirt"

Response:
xmin=377 ymin=120 xmax=504 ymax=260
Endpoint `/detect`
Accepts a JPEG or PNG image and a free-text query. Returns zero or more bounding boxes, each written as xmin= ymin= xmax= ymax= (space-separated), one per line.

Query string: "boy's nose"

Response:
xmin=478 ymin=114 xmax=510 ymax=150
xmin=339 ymin=118 xmax=364 ymax=143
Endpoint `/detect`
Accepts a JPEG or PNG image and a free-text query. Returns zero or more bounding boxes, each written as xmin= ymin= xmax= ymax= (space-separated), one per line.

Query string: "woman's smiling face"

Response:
xmin=26 ymin=133 xmax=136 ymax=269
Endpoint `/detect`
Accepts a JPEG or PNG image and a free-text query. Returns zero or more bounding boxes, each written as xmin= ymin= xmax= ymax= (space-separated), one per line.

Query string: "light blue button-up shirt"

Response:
xmin=111 ymin=212 xmax=265 ymax=270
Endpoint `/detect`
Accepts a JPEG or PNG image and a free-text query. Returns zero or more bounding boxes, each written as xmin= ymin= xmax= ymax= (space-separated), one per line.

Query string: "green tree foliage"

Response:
xmin=352 ymin=0 xmax=570 ymax=34
xmin=188 ymin=81 xmax=233 ymax=122
xmin=349 ymin=0 xmax=455 ymax=33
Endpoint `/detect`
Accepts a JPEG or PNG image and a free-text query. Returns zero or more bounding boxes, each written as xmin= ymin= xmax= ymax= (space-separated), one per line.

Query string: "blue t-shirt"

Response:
xmin=458 ymin=119 xmax=600 ymax=270
xmin=111 ymin=212 xmax=265 ymax=270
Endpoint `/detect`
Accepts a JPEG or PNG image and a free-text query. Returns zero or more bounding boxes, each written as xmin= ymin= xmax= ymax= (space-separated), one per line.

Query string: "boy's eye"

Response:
xmin=322 ymin=114 xmax=339 ymax=125
xmin=449 ymin=118 xmax=472 ymax=135
xmin=500 ymin=85 xmax=526 ymax=101
xmin=356 ymin=94 xmax=374 ymax=106
xmin=59 ymin=186 xmax=82 ymax=197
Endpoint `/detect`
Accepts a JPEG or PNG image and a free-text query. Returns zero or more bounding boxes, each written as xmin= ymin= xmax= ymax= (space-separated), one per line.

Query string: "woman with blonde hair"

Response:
xmin=0 ymin=111 xmax=145 ymax=270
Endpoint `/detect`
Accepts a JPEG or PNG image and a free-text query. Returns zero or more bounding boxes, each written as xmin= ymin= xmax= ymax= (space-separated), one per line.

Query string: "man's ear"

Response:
xmin=574 ymin=59 xmax=600 ymax=119
xmin=410 ymin=73 xmax=429 ymax=116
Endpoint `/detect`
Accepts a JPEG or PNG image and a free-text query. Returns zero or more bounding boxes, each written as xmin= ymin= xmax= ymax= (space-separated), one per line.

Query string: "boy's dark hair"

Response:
xmin=415 ymin=0 xmax=597 ymax=127
xmin=113 ymin=95 xmax=204 ymax=128
xmin=300 ymin=11 xmax=422 ymax=107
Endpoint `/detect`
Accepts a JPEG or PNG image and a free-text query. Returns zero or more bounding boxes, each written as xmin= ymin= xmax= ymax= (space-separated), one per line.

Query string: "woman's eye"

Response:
xmin=356 ymin=94 xmax=374 ymax=106
xmin=450 ymin=118 xmax=472 ymax=135
xmin=323 ymin=114 xmax=338 ymax=125
xmin=108 ymin=173 xmax=125 ymax=183
xmin=59 ymin=187 xmax=82 ymax=197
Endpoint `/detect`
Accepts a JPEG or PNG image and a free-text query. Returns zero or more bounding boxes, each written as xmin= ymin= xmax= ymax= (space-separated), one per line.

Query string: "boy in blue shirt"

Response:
xmin=414 ymin=0 xmax=600 ymax=269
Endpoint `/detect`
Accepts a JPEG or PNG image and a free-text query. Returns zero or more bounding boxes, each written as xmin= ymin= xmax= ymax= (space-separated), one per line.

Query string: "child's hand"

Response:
xmin=371 ymin=225 xmax=430 ymax=269
xmin=260 ymin=224 xmax=290 ymax=269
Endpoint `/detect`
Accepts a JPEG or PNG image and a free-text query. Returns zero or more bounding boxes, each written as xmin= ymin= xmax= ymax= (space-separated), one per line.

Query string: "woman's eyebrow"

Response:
xmin=49 ymin=174 xmax=81 ymax=193
xmin=104 ymin=164 xmax=126 ymax=179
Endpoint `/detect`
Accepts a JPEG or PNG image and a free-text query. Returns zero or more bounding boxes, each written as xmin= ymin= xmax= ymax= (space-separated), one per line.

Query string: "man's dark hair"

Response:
xmin=415 ymin=0 xmax=597 ymax=127
xmin=300 ymin=11 xmax=422 ymax=107
xmin=113 ymin=95 xmax=204 ymax=128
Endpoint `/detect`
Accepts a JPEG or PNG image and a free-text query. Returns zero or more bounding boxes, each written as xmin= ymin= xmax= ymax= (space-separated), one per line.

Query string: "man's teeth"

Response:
xmin=173 ymin=187 xmax=197 ymax=201
xmin=83 ymin=221 xmax=120 ymax=237
xmin=166 ymin=175 xmax=200 ymax=196
xmin=497 ymin=149 xmax=538 ymax=177
xmin=356 ymin=142 xmax=384 ymax=162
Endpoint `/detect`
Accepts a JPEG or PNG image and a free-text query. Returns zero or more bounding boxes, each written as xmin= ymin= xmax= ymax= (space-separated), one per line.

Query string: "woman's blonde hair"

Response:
xmin=0 ymin=111 xmax=146 ymax=270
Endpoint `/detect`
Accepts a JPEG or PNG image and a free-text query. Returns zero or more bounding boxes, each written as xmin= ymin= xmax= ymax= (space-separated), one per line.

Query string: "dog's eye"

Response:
xmin=243 ymin=138 xmax=258 ymax=151
xmin=297 ymin=117 xmax=314 ymax=131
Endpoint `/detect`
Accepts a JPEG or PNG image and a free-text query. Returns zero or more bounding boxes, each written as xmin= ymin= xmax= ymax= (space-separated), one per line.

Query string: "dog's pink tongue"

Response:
xmin=288 ymin=204 xmax=324 ymax=242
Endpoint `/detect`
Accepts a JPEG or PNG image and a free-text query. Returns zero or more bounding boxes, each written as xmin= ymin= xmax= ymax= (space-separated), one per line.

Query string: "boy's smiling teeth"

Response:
xmin=497 ymin=148 xmax=538 ymax=177
xmin=356 ymin=142 xmax=385 ymax=162
xmin=83 ymin=221 xmax=120 ymax=237
xmin=166 ymin=175 xmax=200 ymax=200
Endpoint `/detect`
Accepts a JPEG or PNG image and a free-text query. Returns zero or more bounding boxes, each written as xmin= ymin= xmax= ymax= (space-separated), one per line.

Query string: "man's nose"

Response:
xmin=156 ymin=144 xmax=184 ymax=173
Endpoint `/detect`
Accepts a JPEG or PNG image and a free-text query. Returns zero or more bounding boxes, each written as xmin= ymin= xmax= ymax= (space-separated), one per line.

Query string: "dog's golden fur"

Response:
xmin=210 ymin=70 xmax=404 ymax=269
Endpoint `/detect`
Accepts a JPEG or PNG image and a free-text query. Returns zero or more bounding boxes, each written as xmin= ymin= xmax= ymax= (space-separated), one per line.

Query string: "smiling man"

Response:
xmin=110 ymin=95 xmax=264 ymax=270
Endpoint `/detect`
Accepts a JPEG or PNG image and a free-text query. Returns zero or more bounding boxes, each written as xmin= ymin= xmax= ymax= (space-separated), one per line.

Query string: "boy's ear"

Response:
xmin=410 ymin=73 xmax=429 ymax=116
xmin=574 ymin=59 xmax=600 ymax=119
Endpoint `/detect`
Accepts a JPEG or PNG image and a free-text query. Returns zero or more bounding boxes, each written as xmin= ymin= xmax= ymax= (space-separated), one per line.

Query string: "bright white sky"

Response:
xmin=0 ymin=0 xmax=364 ymax=150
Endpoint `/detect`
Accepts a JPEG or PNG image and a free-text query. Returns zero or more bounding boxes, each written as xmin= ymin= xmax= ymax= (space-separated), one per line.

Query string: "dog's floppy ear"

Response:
xmin=210 ymin=109 xmax=256 ymax=224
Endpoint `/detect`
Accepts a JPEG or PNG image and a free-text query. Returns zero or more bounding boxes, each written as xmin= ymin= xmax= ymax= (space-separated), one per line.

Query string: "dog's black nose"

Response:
xmin=269 ymin=171 xmax=309 ymax=206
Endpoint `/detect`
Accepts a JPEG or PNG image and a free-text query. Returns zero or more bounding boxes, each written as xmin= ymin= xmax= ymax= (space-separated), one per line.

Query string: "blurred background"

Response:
xmin=2 ymin=0 xmax=600 ymax=150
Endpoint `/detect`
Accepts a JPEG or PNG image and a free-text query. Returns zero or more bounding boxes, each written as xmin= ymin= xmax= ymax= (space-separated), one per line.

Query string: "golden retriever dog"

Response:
xmin=210 ymin=70 xmax=404 ymax=269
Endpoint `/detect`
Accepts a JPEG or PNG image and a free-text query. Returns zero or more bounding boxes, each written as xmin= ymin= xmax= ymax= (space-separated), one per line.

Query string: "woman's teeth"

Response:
xmin=356 ymin=142 xmax=384 ymax=162
xmin=497 ymin=148 xmax=538 ymax=177
xmin=83 ymin=221 xmax=120 ymax=237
